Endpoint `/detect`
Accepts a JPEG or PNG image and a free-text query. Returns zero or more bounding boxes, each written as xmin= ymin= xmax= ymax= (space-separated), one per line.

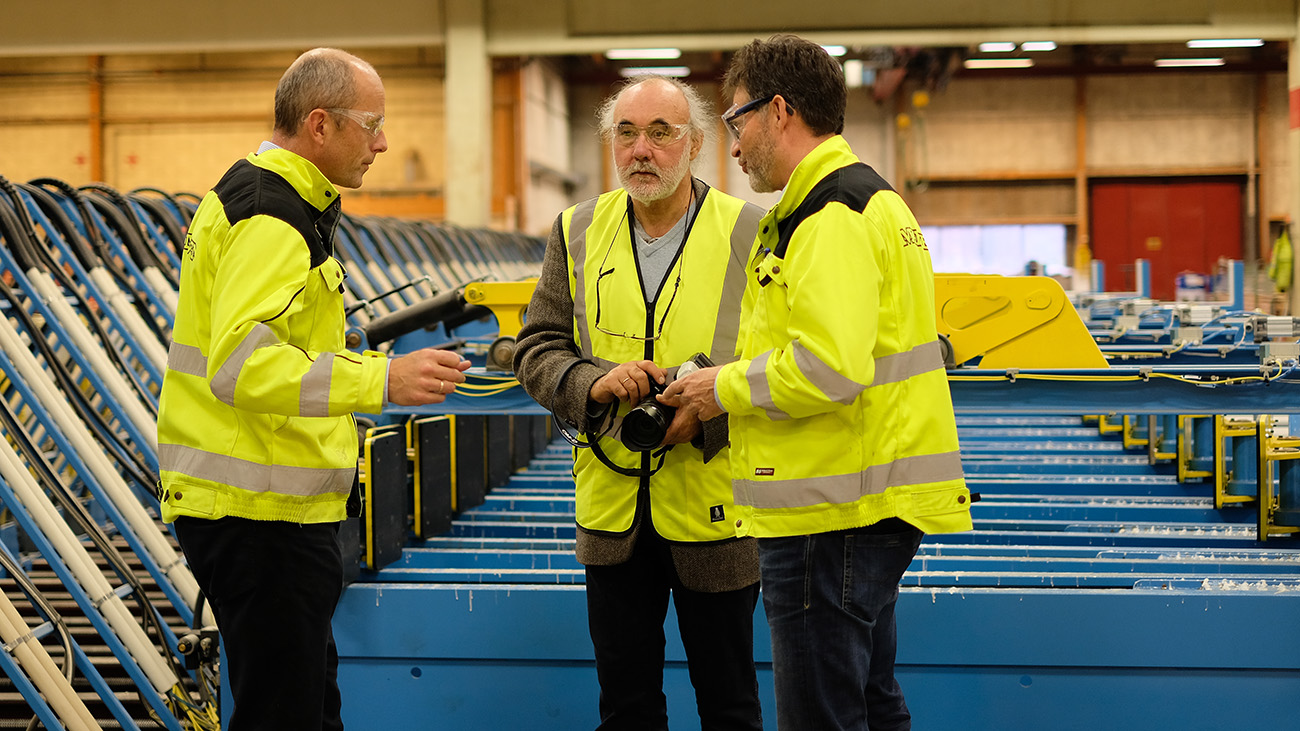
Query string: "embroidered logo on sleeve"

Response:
xmin=709 ymin=505 xmax=725 ymax=523
xmin=755 ymin=467 xmax=775 ymax=476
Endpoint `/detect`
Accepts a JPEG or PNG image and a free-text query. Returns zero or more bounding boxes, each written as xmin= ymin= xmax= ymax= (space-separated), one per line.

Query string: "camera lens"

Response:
xmin=622 ymin=401 xmax=670 ymax=451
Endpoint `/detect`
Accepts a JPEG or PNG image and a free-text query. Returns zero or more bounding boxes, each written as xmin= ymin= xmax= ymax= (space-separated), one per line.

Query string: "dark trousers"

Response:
xmin=758 ymin=519 xmax=924 ymax=731
xmin=174 ymin=516 xmax=346 ymax=731
xmin=585 ymin=531 xmax=763 ymax=731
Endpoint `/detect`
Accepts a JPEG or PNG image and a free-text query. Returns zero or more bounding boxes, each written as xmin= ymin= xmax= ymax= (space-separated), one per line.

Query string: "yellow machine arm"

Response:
xmin=935 ymin=274 xmax=1107 ymax=369
xmin=462 ymin=280 xmax=538 ymax=369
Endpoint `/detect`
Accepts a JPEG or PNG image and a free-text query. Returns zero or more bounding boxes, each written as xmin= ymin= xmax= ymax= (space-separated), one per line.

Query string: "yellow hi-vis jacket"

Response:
xmin=716 ymin=136 xmax=972 ymax=538
xmin=157 ymin=148 xmax=388 ymax=524
xmin=562 ymin=183 xmax=761 ymax=542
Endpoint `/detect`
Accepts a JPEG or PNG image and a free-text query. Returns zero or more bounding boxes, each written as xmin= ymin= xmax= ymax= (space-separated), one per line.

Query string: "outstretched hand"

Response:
xmin=387 ymin=348 xmax=472 ymax=406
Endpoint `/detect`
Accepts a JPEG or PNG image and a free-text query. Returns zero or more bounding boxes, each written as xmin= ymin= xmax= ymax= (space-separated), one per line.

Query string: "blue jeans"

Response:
xmin=759 ymin=519 xmax=923 ymax=731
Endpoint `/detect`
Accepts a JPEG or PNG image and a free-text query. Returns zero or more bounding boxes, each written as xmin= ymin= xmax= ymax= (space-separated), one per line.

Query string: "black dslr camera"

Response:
xmin=620 ymin=353 xmax=714 ymax=452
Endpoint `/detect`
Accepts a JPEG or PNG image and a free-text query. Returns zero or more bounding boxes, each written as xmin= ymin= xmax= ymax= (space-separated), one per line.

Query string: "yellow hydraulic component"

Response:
xmin=1120 ymin=415 xmax=1148 ymax=450
xmin=1177 ymin=416 xmax=1212 ymax=483
xmin=935 ymin=274 xmax=1107 ymax=369
xmin=463 ymin=279 xmax=538 ymax=370
xmin=1096 ymin=414 xmax=1123 ymax=435
xmin=463 ymin=280 xmax=537 ymax=340
xmin=1213 ymin=415 xmax=1257 ymax=509
xmin=1256 ymin=416 xmax=1300 ymax=541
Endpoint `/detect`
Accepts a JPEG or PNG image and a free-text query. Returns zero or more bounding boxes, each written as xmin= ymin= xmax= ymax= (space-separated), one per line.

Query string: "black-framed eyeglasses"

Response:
xmin=721 ymin=95 xmax=775 ymax=140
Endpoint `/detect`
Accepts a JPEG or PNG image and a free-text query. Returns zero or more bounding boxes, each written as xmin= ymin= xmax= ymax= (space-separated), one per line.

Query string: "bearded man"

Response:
xmin=512 ymin=75 xmax=766 ymax=730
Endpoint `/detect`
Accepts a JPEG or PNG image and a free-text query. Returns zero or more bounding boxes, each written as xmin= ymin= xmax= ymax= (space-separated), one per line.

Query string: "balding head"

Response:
xmin=274 ymin=48 xmax=380 ymax=137
xmin=596 ymin=75 xmax=715 ymax=153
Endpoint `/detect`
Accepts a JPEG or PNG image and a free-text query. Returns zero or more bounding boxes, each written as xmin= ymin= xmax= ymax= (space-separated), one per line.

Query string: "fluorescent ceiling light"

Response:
xmin=1154 ymin=57 xmax=1226 ymax=68
xmin=821 ymin=45 xmax=847 ymax=57
xmin=964 ymin=58 xmax=1034 ymax=69
xmin=1021 ymin=41 xmax=1057 ymax=52
xmin=618 ymin=66 xmax=691 ymax=78
xmin=1187 ymin=38 xmax=1263 ymax=48
xmin=978 ymin=42 xmax=1017 ymax=53
xmin=605 ymin=48 xmax=682 ymax=60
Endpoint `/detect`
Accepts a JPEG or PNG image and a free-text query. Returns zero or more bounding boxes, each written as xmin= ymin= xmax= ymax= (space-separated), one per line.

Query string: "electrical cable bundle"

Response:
xmin=0 ymin=180 xmax=160 ymax=464
xmin=7 ymin=178 xmax=167 ymax=397
xmin=27 ymin=177 xmax=174 ymax=347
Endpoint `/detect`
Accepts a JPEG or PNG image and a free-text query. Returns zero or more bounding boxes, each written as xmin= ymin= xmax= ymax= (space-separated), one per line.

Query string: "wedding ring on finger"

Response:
xmin=438 ymin=379 xmax=445 ymax=395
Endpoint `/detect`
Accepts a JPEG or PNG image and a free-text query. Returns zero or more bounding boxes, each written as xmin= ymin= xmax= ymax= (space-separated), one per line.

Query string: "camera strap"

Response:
xmin=591 ymin=439 xmax=671 ymax=478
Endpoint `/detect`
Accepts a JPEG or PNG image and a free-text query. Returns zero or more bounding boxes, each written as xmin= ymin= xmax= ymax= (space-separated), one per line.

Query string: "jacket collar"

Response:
xmin=246 ymin=148 xmax=342 ymax=213
xmin=772 ymin=136 xmax=859 ymax=221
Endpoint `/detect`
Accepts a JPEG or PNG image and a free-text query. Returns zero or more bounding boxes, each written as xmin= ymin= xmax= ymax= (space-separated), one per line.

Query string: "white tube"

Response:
xmin=29 ymin=269 xmax=158 ymax=452
xmin=141 ymin=266 xmax=179 ymax=318
xmin=0 ymin=311 xmax=211 ymax=626
xmin=0 ymin=592 xmax=102 ymax=731
xmin=0 ymin=436 xmax=177 ymax=691
xmin=89 ymin=267 xmax=169 ymax=373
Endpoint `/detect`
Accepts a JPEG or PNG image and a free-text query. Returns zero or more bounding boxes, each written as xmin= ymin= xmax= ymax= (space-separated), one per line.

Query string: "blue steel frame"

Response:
xmin=0 ymin=543 xmax=141 ymax=730
xmin=0 ymin=349 xmax=195 ymax=629
xmin=0 ymin=242 xmax=159 ymax=471
xmin=0 ymin=474 xmax=184 ymax=731
xmin=18 ymin=187 xmax=165 ymax=392
xmin=947 ymin=365 xmax=1300 ymax=414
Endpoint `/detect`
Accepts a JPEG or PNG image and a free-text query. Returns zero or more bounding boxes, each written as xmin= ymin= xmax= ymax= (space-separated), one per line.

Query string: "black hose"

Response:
xmin=0 ymin=390 xmax=187 ymax=688
xmin=80 ymin=183 xmax=179 ymax=288
xmin=0 ymin=181 xmax=161 ymax=418
xmin=0 ymin=199 xmax=159 ymax=489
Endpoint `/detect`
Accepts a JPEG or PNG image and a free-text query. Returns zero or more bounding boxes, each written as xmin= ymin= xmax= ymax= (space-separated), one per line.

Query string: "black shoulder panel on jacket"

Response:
xmin=212 ymin=159 xmax=332 ymax=268
xmin=773 ymin=163 xmax=894 ymax=259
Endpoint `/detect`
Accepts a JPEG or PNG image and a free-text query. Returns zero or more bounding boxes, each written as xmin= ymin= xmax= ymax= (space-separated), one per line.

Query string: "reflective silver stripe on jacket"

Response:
xmin=792 ymin=341 xmax=865 ymax=405
xmin=710 ymin=207 xmax=761 ymax=365
xmin=749 ymin=339 xmax=947 ymax=417
xmin=167 ymin=342 xmax=207 ymax=377
xmin=210 ymin=323 xmax=278 ymax=405
xmin=872 ymin=340 xmax=944 ymax=387
xmin=301 ymin=352 xmax=334 ymax=417
xmin=734 ymin=450 xmax=964 ymax=509
xmin=745 ymin=351 xmax=789 ymax=421
xmin=568 ymin=198 xmax=599 ymax=360
xmin=159 ymin=443 xmax=355 ymax=497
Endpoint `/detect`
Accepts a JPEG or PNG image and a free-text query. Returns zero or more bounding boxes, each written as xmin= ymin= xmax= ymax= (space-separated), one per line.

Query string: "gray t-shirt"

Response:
xmin=631 ymin=194 xmax=700 ymax=299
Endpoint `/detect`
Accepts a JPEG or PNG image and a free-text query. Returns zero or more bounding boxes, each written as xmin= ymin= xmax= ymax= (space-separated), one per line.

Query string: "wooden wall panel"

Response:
xmin=921 ymin=77 xmax=1076 ymax=177
xmin=1088 ymin=74 xmax=1254 ymax=171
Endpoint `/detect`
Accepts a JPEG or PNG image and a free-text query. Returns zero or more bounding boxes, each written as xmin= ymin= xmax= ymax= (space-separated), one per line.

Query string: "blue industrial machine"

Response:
xmin=1 ymin=174 xmax=1299 ymax=731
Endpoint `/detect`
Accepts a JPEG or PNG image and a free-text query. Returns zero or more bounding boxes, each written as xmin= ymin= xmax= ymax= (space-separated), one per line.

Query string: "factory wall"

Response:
xmin=0 ymin=51 xmax=1289 ymax=246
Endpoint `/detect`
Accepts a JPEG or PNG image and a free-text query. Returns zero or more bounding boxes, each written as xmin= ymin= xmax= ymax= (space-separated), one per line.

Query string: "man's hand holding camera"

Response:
xmin=590 ymin=360 xmax=665 ymax=405
xmin=658 ymin=366 xmax=724 ymax=423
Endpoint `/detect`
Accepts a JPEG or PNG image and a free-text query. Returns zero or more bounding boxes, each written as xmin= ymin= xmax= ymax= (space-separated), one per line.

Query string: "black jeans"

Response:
xmin=175 ymin=516 xmax=346 ymax=731
xmin=585 ymin=530 xmax=763 ymax=731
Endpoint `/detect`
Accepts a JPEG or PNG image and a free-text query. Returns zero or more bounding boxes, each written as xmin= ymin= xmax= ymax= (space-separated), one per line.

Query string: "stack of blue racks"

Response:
xmin=334 ymin=412 xmax=1300 ymax=730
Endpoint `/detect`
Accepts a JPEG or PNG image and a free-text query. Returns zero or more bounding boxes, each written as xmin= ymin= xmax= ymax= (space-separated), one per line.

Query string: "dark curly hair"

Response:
xmin=723 ymin=34 xmax=846 ymax=137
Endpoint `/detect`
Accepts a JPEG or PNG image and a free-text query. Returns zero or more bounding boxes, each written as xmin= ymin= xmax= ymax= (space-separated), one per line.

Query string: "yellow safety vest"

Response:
xmin=561 ymin=183 xmax=760 ymax=541
xmin=157 ymin=149 xmax=388 ymax=524
xmin=716 ymin=137 xmax=973 ymax=538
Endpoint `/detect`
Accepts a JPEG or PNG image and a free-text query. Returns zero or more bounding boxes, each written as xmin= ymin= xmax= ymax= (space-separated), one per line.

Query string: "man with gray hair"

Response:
xmin=513 ymin=75 xmax=764 ymax=729
xmin=159 ymin=48 xmax=469 ymax=731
